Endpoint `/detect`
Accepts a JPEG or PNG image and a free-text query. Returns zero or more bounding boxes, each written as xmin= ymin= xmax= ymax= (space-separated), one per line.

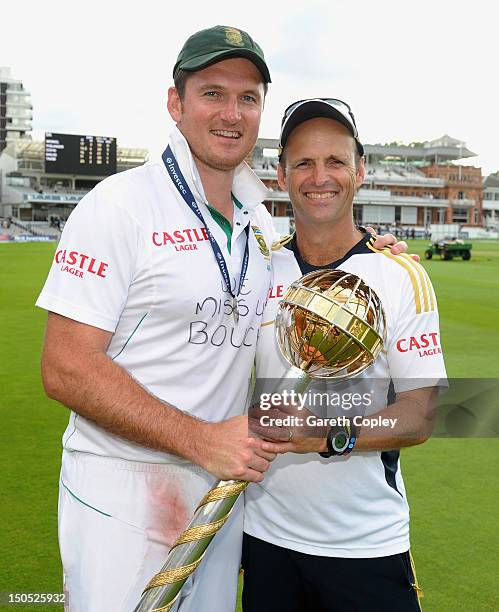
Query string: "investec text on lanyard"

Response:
xmin=162 ymin=146 xmax=249 ymax=325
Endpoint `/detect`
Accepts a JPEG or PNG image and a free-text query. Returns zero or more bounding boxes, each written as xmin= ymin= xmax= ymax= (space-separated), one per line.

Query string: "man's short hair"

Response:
xmin=173 ymin=69 xmax=192 ymax=100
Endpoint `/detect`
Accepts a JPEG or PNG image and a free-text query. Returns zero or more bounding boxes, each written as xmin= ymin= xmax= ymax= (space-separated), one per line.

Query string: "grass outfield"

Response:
xmin=1 ymin=240 xmax=498 ymax=611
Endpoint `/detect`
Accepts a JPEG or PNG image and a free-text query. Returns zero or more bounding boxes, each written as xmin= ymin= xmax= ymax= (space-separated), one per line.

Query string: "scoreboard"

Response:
xmin=45 ymin=132 xmax=117 ymax=176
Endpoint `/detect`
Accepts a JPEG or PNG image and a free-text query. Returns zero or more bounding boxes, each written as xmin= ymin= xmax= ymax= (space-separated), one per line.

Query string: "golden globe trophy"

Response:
xmin=275 ymin=269 xmax=385 ymax=388
xmin=134 ymin=269 xmax=385 ymax=612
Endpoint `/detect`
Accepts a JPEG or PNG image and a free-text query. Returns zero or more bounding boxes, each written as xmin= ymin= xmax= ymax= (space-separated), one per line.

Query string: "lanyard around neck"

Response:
xmin=162 ymin=146 xmax=250 ymax=300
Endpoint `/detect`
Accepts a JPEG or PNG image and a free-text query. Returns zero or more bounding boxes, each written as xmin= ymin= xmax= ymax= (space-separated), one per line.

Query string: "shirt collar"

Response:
xmin=167 ymin=126 xmax=269 ymax=211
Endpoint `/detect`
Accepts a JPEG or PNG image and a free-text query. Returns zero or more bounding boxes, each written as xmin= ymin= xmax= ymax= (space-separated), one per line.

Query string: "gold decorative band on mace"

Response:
xmin=133 ymin=479 xmax=248 ymax=612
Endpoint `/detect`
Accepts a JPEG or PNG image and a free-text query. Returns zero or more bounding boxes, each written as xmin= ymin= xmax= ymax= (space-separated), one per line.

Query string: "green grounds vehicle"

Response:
xmin=424 ymin=239 xmax=472 ymax=261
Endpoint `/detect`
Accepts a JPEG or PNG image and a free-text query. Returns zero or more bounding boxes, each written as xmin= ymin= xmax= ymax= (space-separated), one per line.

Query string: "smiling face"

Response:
xmin=167 ymin=58 xmax=265 ymax=174
xmin=278 ymin=117 xmax=365 ymax=229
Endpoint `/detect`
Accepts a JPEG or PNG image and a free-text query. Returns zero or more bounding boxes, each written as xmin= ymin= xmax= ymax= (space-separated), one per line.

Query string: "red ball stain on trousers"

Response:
xmin=146 ymin=473 xmax=191 ymax=548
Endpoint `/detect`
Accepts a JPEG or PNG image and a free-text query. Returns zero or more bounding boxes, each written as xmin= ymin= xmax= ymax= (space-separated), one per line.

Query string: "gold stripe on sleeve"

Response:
xmin=398 ymin=253 xmax=432 ymax=312
xmin=366 ymin=242 xmax=422 ymax=314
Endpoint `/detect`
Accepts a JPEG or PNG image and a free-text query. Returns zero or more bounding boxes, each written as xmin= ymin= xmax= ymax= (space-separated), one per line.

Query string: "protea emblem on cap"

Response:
xmin=225 ymin=27 xmax=244 ymax=46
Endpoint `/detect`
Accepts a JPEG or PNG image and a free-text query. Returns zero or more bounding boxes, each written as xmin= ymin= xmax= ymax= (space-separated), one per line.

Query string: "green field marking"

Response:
xmin=1 ymin=240 xmax=498 ymax=611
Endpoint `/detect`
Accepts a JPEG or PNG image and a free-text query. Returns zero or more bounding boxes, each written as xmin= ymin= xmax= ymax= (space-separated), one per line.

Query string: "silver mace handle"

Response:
xmin=133 ymin=479 xmax=248 ymax=612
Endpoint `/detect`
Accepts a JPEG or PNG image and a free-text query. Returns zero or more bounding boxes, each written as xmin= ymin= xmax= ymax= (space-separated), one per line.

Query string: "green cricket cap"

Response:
xmin=173 ymin=25 xmax=271 ymax=83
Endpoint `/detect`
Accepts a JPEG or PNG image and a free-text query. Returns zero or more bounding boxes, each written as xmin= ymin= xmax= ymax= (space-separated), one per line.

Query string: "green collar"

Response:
xmin=206 ymin=195 xmax=244 ymax=254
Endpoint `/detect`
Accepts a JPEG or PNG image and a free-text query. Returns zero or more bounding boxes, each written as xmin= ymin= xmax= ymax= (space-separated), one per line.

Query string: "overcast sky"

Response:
xmin=2 ymin=0 xmax=498 ymax=174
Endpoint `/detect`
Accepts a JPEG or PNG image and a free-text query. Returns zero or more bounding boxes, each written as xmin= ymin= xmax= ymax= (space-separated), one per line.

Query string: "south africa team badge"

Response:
xmin=225 ymin=27 xmax=244 ymax=46
xmin=251 ymin=226 xmax=270 ymax=257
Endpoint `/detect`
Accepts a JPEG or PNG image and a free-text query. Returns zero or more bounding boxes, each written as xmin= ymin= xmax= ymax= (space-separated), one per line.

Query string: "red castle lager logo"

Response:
xmin=268 ymin=284 xmax=284 ymax=299
xmin=396 ymin=332 xmax=441 ymax=357
xmin=55 ymin=249 xmax=108 ymax=279
xmin=152 ymin=227 xmax=209 ymax=251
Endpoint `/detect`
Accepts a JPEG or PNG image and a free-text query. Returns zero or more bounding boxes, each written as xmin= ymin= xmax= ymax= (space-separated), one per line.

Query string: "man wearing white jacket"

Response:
xmin=243 ymin=98 xmax=446 ymax=612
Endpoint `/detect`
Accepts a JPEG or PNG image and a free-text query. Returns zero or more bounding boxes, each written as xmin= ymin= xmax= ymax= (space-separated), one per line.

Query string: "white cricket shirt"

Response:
xmin=244 ymin=233 xmax=447 ymax=558
xmin=36 ymin=127 xmax=275 ymax=463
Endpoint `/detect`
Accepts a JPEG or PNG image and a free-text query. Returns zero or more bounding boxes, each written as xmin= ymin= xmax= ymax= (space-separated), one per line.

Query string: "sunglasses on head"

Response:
xmin=281 ymin=98 xmax=359 ymax=138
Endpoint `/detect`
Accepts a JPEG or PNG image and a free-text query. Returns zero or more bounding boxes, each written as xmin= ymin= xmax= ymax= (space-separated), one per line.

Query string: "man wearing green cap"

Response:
xmin=37 ymin=25 xmax=405 ymax=611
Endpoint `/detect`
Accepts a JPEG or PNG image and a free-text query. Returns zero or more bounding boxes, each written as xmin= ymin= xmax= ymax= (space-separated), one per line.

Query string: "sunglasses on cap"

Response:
xmin=279 ymin=98 xmax=364 ymax=157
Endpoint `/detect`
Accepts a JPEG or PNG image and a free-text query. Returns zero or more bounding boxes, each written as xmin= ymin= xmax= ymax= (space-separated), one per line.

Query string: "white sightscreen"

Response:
xmin=401 ymin=207 xmax=418 ymax=224
xmin=362 ymin=205 xmax=395 ymax=224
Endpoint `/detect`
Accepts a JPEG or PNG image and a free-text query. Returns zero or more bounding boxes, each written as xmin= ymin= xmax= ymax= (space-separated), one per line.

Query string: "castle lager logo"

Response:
xmin=225 ymin=27 xmax=244 ymax=46
xmin=152 ymin=227 xmax=209 ymax=251
xmin=268 ymin=284 xmax=284 ymax=299
xmin=396 ymin=332 xmax=441 ymax=357
xmin=55 ymin=248 xmax=108 ymax=279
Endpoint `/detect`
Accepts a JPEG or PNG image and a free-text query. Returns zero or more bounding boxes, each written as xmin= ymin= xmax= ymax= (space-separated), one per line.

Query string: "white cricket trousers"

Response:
xmin=59 ymin=450 xmax=243 ymax=611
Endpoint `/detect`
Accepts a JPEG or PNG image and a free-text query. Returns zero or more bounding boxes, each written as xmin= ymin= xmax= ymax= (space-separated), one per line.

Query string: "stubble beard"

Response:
xmin=186 ymin=132 xmax=252 ymax=173
xmin=180 ymin=123 xmax=252 ymax=173
xmin=194 ymin=148 xmax=244 ymax=173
